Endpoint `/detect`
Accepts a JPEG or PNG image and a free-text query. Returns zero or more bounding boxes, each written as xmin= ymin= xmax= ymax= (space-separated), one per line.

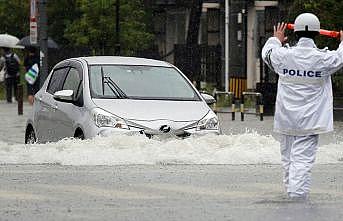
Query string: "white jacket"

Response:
xmin=262 ymin=37 xmax=343 ymax=135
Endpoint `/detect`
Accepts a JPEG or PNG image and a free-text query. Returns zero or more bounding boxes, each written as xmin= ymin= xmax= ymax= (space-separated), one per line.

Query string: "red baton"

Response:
xmin=286 ymin=23 xmax=340 ymax=39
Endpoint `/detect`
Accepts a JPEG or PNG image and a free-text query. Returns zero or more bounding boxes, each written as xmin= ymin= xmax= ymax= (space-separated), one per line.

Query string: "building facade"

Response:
xmin=148 ymin=0 xmax=287 ymax=100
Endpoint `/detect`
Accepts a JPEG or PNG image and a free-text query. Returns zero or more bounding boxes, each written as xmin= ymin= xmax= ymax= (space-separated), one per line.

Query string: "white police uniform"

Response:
xmin=262 ymin=37 xmax=343 ymax=197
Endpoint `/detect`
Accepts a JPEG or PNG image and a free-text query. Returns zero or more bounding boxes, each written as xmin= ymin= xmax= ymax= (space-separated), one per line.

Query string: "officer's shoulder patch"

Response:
xmin=316 ymin=47 xmax=328 ymax=52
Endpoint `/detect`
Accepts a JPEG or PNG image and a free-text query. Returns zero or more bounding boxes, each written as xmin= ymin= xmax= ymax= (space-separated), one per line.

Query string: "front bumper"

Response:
xmin=97 ymin=126 xmax=220 ymax=138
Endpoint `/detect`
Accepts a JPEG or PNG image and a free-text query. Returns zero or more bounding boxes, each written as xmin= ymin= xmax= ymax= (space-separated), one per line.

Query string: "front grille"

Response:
xmin=176 ymin=132 xmax=191 ymax=138
xmin=142 ymin=131 xmax=191 ymax=139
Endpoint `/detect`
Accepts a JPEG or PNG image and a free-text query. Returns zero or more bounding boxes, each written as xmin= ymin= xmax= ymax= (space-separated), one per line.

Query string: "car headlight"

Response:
xmin=92 ymin=108 xmax=129 ymax=129
xmin=196 ymin=111 xmax=219 ymax=130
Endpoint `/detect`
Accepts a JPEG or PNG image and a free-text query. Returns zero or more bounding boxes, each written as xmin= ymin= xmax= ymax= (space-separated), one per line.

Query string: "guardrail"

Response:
xmin=213 ymin=91 xmax=235 ymax=120
xmin=213 ymin=91 xmax=264 ymax=121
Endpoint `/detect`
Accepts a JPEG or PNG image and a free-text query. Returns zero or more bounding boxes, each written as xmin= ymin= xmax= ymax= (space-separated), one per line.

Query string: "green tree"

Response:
xmin=64 ymin=0 xmax=153 ymax=56
xmin=0 ymin=0 xmax=29 ymax=38
xmin=47 ymin=0 xmax=81 ymax=46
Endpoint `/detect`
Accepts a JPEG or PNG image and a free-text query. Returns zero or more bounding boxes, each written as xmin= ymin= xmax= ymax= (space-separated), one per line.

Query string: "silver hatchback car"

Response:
xmin=25 ymin=56 xmax=220 ymax=143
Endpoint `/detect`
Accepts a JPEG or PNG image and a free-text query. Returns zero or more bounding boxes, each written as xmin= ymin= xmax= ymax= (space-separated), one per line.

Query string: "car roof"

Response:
xmin=76 ymin=56 xmax=172 ymax=67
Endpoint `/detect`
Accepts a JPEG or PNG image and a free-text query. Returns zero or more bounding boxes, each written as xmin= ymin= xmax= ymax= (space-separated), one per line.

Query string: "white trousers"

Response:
xmin=280 ymin=134 xmax=319 ymax=196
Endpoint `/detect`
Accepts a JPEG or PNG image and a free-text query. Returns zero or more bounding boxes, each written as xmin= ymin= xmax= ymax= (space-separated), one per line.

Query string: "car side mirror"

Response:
xmin=201 ymin=93 xmax=216 ymax=105
xmin=53 ymin=90 xmax=74 ymax=103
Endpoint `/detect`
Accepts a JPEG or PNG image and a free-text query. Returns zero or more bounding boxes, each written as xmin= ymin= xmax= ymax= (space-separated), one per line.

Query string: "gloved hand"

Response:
xmin=274 ymin=22 xmax=288 ymax=44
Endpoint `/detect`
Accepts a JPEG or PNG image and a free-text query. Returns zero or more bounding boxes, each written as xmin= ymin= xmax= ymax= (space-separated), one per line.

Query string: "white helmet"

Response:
xmin=294 ymin=13 xmax=320 ymax=32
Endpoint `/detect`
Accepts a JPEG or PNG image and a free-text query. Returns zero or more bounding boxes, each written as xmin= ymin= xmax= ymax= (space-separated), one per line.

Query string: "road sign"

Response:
xmin=30 ymin=21 xmax=37 ymax=45
xmin=30 ymin=0 xmax=38 ymax=44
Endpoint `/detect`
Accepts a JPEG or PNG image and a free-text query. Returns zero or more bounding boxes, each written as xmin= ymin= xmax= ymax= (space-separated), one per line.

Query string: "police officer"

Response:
xmin=261 ymin=13 xmax=343 ymax=200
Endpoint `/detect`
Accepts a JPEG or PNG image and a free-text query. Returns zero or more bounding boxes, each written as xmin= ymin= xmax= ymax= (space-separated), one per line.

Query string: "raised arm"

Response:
xmin=323 ymin=31 xmax=343 ymax=75
xmin=261 ymin=23 xmax=288 ymax=74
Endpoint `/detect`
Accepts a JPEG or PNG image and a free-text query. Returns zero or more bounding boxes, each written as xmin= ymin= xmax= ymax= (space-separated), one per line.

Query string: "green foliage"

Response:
xmin=63 ymin=0 xmax=154 ymax=55
xmin=215 ymin=93 xmax=233 ymax=109
xmin=0 ymin=82 xmax=4 ymax=100
xmin=0 ymin=0 xmax=153 ymax=56
xmin=0 ymin=0 xmax=29 ymax=38
xmin=47 ymin=0 xmax=82 ymax=46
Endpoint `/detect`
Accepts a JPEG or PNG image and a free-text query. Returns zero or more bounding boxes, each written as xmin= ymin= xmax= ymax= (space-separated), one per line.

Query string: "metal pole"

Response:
xmin=224 ymin=0 xmax=229 ymax=92
xmin=240 ymin=94 xmax=244 ymax=121
xmin=259 ymin=94 xmax=264 ymax=121
xmin=39 ymin=0 xmax=48 ymax=88
xmin=17 ymin=84 xmax=23 ymax=115
xmin=115 ymin=0 xmax=121 ymax=55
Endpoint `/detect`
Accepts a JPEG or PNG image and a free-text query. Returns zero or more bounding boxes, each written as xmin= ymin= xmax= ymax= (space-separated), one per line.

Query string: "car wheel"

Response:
xmin=25 ymin=127 xmax=36 ymax=144
xmin=74 ymin=130 xmax=85 ymax=140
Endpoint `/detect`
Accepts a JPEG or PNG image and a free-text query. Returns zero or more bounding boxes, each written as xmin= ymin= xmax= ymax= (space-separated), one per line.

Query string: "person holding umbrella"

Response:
xmin=0 ymin=47 xmax=21 ymax=103
xmin=16 ymin=35 xmax=58 ymax=104
xmin=0 ymin=34 xmax=24 ymax=103
xmin=24 ymin=47 xmax=40 ymax=105
xmin=17 ymin=35 xmax=58 ymax=105
xmin=17 ymin=36 xmax=58 ymax=49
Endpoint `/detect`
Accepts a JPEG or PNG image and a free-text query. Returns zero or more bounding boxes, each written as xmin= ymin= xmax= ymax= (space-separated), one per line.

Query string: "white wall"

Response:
xmin=246 ymin=1 xmax=278 ymax=90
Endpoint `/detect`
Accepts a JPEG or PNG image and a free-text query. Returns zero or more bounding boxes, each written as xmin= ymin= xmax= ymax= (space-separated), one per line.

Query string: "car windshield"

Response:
xmin=89 ymin=65 xmax=200 ymax=101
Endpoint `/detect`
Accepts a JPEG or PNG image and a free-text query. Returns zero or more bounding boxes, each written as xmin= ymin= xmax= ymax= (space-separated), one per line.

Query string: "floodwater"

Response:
xmin=0 ymin=102 xmax=342 ymax=166
xmin=1 ymin=132 xmax=342 ymax=165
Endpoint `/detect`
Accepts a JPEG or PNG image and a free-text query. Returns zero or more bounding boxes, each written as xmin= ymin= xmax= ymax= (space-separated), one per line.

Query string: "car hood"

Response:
xmin=92 ymin=99 xmax=209 ymax=122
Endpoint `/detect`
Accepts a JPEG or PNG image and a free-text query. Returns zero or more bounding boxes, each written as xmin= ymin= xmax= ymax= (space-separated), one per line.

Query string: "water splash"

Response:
xmin=0 ymin=133 xmax=342 ymax=165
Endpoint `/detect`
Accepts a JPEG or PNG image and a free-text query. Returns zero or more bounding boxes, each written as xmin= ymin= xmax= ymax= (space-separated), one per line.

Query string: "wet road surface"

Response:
xmin=0 ymin=165 xmax=342 ymax=221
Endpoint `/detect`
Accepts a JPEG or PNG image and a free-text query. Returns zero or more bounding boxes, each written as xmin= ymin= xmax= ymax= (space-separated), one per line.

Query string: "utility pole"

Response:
xmin=115 ymin=0 xmax=121 ymax=55
xmin=39 ymin=0 xmax=48 ymax=88
xmin=242 ymin=7 xmax=247 ymax=84
xmin=224 ymin=0 xmax=229 ymax=92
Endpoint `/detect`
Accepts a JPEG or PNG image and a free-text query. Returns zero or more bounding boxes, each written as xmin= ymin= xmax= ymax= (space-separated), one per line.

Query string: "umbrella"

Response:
xmin=0 ymin=34 xmax=24 ymax=49
xmin=17 ymin=36 xmax=59 ymax=49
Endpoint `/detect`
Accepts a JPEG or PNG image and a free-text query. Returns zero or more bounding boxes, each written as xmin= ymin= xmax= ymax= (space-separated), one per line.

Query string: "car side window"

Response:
xmin=47 ymin=68 xmax=69 ymax=95
xmin=62 ymin=68 xmax=82 ymax=98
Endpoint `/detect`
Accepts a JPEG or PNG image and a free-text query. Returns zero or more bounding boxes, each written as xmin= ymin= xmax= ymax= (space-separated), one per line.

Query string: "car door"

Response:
xmin=52 ymin=61 xmax=84 ymax=140
xmin=37 ymin=65 xmax=69 ymax=142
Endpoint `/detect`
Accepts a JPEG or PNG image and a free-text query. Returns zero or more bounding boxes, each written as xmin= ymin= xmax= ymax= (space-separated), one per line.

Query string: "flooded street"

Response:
xmin=0 ymin=0 xmax=342 ymax=219
xmin=1 ymin=165 xmax=343 ymax=221
xmin=0 ymin=101 xmax=343 ymax=220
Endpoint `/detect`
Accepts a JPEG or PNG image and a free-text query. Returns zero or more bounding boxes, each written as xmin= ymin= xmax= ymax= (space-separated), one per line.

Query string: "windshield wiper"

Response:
xmin=104 ymin=76 xmax=128 ymax=99
xmin=100 ymin=67 xmax=127 ymax=99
